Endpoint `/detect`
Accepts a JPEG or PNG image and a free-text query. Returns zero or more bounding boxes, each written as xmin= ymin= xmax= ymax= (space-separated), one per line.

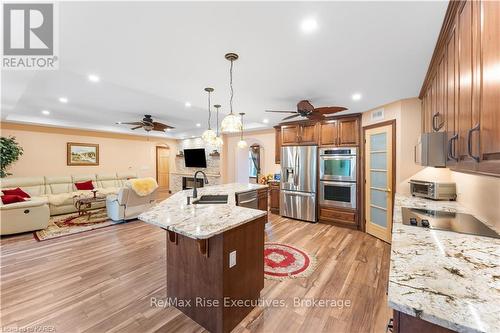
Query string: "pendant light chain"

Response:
xmin=221 ymin=53 xmax=242 ymax=133
xmin=240 ymin=113 xmax=243 ymax=140
xmin=207 ymin=90 xmax=212 ymax=130
xmin=216 ymin=106 xmax=219 ymax=136
xmin=229 ymin=59 xmax=234 ymax=115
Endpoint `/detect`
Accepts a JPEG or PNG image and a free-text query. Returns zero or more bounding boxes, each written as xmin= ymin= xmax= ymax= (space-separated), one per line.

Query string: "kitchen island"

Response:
xmin=139 ymin=183 xmax=268 ymax=333
xmin=389 ymin=194 xmax=500 ymax=333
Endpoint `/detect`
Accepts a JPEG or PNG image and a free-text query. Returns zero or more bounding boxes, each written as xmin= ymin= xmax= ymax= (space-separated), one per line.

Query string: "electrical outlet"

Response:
xmin=229 ymin=250 xmax=236 ymax=268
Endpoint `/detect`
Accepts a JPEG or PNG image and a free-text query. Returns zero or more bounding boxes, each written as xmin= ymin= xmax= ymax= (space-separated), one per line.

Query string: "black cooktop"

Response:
xmin=401 ymin=207 xmax=500 ymax=239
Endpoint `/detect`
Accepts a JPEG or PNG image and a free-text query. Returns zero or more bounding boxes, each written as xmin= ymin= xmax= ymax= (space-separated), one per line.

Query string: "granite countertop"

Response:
xmin=138 ymin=183 xmax=268 ymax=240
xmin=388 ymin=193 xmax=500 ymax=333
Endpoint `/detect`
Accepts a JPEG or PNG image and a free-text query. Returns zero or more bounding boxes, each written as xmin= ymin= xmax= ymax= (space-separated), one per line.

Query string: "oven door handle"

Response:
xmin=321 ymin=181 xmax=356 ymax=187
xmin=282 ymin=190 xmax=315 ymax=197
xmin=320 ymin=156 xmax=355 ymax=160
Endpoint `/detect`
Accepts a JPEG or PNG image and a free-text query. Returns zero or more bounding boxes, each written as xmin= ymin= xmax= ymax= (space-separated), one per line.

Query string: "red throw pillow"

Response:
xmin=75 ymin=180 xmax=94 ymax=190
xmin=2 ymin=187 xmax=30 ymax=198
xmin=1 ymin=195 xmax=26 ymax=205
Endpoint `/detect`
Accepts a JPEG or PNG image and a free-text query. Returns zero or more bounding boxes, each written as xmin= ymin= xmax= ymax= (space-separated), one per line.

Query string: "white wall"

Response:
xmin=362 ymin=98 xmax=423 ymax=193
xmin=223 ymin=130 xmax=280 ymax=183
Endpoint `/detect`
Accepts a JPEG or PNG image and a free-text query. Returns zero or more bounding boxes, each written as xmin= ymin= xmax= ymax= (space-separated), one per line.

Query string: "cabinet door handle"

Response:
xmin=467 ymin=123 xmax=480 ymax=162
xmin=447 ymin=133 xmax=459 ymax=162
xmin=432 ymin=113 xmax=444 ymax=132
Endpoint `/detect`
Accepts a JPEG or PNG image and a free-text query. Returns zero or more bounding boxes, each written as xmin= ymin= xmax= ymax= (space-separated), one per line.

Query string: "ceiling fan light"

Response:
xmin=202 ymin=129 xmax=216 ymax=143
xmin=237 ymin=139 xmax=247 ymax=149
xmin=221 ymin=114 xmax=242 ymax=133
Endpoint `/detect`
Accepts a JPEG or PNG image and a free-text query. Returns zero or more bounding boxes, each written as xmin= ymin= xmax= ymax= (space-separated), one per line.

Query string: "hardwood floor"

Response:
xmin=0 ymin=213 xmax=392 ymax=333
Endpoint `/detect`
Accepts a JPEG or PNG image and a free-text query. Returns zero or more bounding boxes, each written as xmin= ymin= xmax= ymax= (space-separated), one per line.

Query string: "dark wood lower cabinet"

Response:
xmin=257 ymin=188 xmax=268 ymax=212
xmin=166 ymin=216 xmax=266 ymax=333
xmin=269 ymin=182 xmax=280 ymax=214
xmin=392 ymin=310 xmax=455 ymax=333
xmin=318 ymin=206 xmax=358 ymax=229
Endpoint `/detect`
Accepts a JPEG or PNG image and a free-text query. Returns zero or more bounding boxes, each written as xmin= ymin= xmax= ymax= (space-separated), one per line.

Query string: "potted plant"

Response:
xmin=1 ymin=136 xmax=23 ymax=178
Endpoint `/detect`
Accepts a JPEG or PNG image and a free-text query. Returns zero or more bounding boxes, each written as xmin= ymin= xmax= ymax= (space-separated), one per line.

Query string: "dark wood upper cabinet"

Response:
xmin=338 ymin=118 xmax=359 ymax=146
xmin=319 ymin=116 xmax=360 ymax=147
xmin=419 ymin=0 xmax=500 ymax=176
xmin=320 ymin=120 xmax=338 ymax=145
xmin=281 ymin=125 xmax=299 ymax=145
xmin=278 ymin=115 xmax=360 ymax=150
xmin=274 ymin=126 xmax=281 ymax=164
xmin=280 ymin=123 xmax=318 ymax=146
xmin=478 ymin=0 xmax=500 ymax=175
xmin=446 ymin=24 xmax=459 ymax=166
xmin=299 ymin=123 xmax=319 ymax=144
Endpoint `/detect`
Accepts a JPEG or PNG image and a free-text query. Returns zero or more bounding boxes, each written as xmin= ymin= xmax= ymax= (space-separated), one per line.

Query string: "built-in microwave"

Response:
xmin=319 ymin=180 xmax=357 ymax=209
xmin=319 ymin=147 xmax=357 ymax=182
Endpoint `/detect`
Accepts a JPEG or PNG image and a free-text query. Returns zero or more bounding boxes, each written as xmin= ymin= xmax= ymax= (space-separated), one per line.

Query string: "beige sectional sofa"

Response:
xmin=0 ymin=173 xmax=136 ymax=235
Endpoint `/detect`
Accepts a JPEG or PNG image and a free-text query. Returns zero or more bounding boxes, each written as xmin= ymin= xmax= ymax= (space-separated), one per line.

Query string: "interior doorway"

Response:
xmin=363 ymin=121 xmax=395 ymax=243
xmin=156 ymin=146 xmax=170 ymax=192
xmin=249 ymin=144 xmax=262 ymax=184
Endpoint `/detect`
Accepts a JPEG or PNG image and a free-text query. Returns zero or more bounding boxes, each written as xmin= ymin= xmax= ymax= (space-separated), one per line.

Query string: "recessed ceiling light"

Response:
xmin=88 ymin=74 xmax=100 ymax=82
xmin=196 ymin=123 xmax=201 ymax=127
xmin=41 ymin=110 xmax=50 ymax=115
xmin=263 ymin=118 xmax=269 ymax=124
xmin=191 ymin=135 xmax=195 ymax=138
xmin=185 ymin=102 xmax=191 ymax=107
xmin=301 ymin=18 xmax=318 ymax=33
xmin=58 ymin=97 xmax=68 ymax=103
xmin=352 ymin=93 xmax=362 ymax=101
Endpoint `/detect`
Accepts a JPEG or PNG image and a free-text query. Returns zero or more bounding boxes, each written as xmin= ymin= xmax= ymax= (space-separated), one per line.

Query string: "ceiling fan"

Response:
xmin=265 ymin=100 xmax=348 ymax=121
xmin=116 ymin=114 xmax=174 ymax=132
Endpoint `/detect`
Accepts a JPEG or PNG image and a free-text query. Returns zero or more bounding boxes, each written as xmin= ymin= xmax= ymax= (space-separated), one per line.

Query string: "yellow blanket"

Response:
xmin=126 ymin=177 xmax=158 ymax=197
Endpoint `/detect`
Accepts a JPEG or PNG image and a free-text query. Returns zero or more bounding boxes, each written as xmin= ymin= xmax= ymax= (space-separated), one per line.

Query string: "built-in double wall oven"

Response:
xmin=319 ymin=147 xmax=357 ymax=209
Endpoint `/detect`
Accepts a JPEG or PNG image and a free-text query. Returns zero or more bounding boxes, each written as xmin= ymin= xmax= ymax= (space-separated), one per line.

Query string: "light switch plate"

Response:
xmin=229 ymin=250 xmax=236 ymax=268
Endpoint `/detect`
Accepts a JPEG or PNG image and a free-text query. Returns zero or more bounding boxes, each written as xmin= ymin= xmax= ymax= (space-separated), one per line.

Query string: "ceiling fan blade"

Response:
xmin=153 ymin=122 xmax=175 ymax=130
xmin=119 ymin=121 xmax=143 ymax=125
xmin=307 ymin=112 xmax=326 ymax=120
xmin=265 ymin=110 xmax=298 ymax=114
xmin=130 ymin=125 xmax=143 ymax=130
xmin=282 ymin=113 xmax=302 ymax=121
xmin=314 ymin=106 xmax=348 ymax=114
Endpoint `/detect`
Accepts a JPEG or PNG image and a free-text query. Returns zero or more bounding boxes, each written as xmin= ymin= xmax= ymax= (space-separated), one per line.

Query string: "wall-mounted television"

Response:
xmin=184 ymin=148 xmax=207 ymax=168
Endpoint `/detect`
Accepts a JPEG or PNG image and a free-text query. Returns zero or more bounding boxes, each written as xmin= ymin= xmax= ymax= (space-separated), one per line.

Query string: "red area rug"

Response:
xmin=34 ymin=209 xmax=123 ymax=241
xmin=264 ymin=243 xmax=317 ymax=280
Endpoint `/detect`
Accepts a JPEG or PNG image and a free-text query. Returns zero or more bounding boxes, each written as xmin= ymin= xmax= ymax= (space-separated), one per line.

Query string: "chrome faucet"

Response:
xmin=192 ymin=170 xmax=209 ymax=199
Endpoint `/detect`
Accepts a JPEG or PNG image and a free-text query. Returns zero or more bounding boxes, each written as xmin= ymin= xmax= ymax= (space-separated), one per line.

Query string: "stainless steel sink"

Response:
xmin=193 ymin=195 xmax=228 ymax=204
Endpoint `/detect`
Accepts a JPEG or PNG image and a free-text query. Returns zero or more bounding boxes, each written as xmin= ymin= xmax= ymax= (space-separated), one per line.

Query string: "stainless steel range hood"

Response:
xmin=414 ymin=132 xmax=447 ymax=167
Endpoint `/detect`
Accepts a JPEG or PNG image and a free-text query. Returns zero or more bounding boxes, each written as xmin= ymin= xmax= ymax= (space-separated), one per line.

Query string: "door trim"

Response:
xmin=361 ymin=120 xmax=396 ymax=239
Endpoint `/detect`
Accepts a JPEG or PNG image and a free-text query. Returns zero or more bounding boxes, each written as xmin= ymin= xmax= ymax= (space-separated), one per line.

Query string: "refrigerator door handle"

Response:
xmin=293 ymin=149 xmax=299 ymax=185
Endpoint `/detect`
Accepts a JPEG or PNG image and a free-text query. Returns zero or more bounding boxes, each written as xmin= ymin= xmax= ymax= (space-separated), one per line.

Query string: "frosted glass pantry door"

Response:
xmin=364 ymin=124 xmax=394 ymax=243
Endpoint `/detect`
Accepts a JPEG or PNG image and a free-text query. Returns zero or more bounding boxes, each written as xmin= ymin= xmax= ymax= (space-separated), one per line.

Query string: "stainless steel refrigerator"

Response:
xmin=280 ymin=145 xmax=318 ymax=222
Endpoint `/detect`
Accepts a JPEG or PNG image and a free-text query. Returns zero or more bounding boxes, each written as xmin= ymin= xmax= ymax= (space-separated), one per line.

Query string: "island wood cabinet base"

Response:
xmin=166 ymin=216 xmax=266 ymax=333
xmin=392 ymin=310 xmax=455 ymax=333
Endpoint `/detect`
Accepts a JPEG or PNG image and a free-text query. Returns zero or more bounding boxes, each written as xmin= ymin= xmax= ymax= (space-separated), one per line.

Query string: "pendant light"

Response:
xmin=201 ymin=87 xmax=216 ymax=143
xmin=237 ymin=112 xmax=247 ymax=148
xmin=213 ymin=104 xmax=224 ymax=147
xmin=221 ymin=53 xmax=243 ymax=133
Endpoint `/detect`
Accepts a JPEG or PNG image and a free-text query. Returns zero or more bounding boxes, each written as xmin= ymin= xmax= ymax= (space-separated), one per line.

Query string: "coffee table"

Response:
xmin=74 ymin=193 xmax=107 ymax=220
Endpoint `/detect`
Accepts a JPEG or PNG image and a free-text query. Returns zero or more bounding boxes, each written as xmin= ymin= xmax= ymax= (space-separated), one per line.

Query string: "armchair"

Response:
xmin=106 ymin=187 xmax=157 ymax=222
